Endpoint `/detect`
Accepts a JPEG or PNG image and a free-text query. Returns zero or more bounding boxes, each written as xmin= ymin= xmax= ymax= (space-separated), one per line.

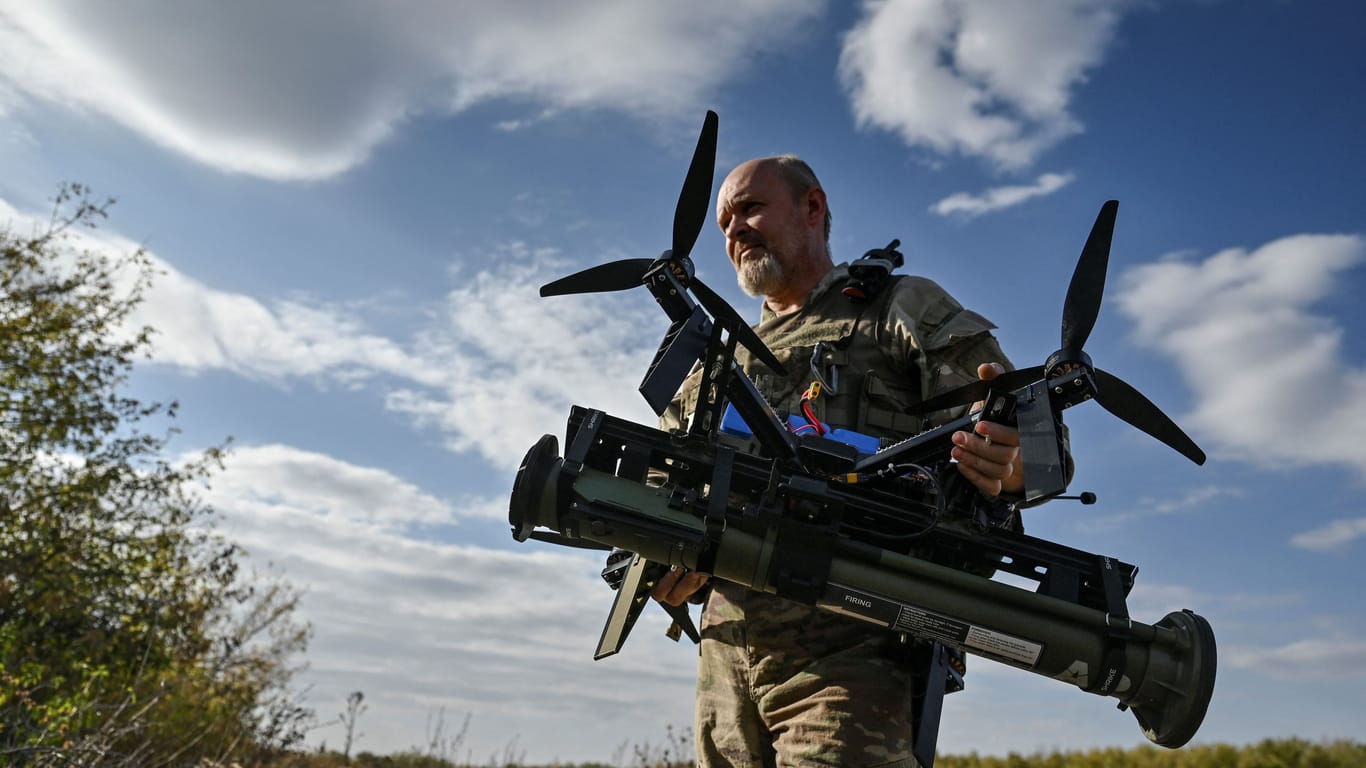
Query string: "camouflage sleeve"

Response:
xmin=883 ymin=276 xmax=1012 ymax=428
xmin=885 ymin=276 xmax=1073 ymax=503
xmin=657 ymin=366 xmax=704 ymax=433
xmin=659 ymin=397 xmax=686 ymax=433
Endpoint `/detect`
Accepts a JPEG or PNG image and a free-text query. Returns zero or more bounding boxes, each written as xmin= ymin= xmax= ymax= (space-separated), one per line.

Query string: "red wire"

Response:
xmin=800 ymin=400 xmax=827 ymax=435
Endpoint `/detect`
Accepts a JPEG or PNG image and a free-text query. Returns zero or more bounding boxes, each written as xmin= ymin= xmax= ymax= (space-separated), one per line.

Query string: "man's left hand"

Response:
xmin=952 ymin=362 xmax=1025 ymax=498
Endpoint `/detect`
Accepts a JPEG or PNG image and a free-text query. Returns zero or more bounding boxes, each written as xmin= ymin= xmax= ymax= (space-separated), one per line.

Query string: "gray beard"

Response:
xmin=737 ymin=251 xmax=787 ymax=297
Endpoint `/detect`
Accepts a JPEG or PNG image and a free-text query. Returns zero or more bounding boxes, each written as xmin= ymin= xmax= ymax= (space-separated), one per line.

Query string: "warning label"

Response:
xmin=817 ymin=582 xmax=1043 ymax=667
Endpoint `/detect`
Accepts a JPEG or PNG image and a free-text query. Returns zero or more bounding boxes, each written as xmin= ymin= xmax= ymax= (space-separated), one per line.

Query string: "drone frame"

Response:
xmin=511 ymin=110 xmax=1215 ymax=765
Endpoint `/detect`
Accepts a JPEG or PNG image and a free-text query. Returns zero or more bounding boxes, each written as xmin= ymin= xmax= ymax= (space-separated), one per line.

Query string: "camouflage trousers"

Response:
xmin=694 ymin=581 xmax=922 ymax=768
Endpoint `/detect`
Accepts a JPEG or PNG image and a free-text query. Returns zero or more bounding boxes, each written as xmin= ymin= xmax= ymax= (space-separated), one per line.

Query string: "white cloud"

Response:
xmin=1073 ymin=484 xmax=1243 ymax=532
xmin=197 ymin=443 xmax=699 ymax=761
xmin=210 ymin=444 xmax=458 ymax=530
xmin=1115 ymin=234 xmax=1366 ymax=476
xmin=383 ymin=244 xmax=662 ymax=470
xmin=930 ymin=172 xmax=1074 ymax=217
xmin=5 ymin=190 xmax=669 ymax=479
xmin=0 ymin=1 xmax=825 ymax=180
xmin=1227 ymin=637 xmax=1366 ymax=680
xmin=2 ymin=194 xmax=437 ymax=386
xmin=1291 ymin=517 xmax=1366 ymax=552
xmin=1124 ymin=580 xmax=1207 ymax=621
xmin=140 ymin=238 xmax=667 ymax=470
xmin=839 ymin=0 xmax=1127 ymax=169
xmin=139 ymin=264 xmax=438 ymax=386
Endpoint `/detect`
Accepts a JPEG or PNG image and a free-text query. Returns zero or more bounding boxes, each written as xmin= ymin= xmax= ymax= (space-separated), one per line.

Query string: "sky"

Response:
xmin=1 ymin=0 xmax=1364 ymax=763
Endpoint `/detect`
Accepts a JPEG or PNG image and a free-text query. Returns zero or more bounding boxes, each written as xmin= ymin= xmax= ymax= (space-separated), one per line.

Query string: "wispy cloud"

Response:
xmin=1073 ymin=484 xmax=1243 ymax=532
xmin=839 ymin=0 xmax=1128 ymax=169
xmin=1115 ymin=234 xmax=1366 ymax=476
xmin=1227 ymin=637 xmax=1366 ymax=680
xmin=5 ymin=194 xmax=663 ymax=471
xmin=1 ymin=195 xmax=440 ymax=386
xmin=141 ymin=238 xmax=664 ymax=470
xmin=139 ymin=265 xmax=437 ymax=387
xmin=929 ymin=172 xmax=1074 ymax=217
xmin=208 ymin=444 xmax=458 ymax=531
xmin=197 ymin=443 xmax=698 ymax=759
xmin=380 ymin=242 xmax=663 ymax=469
xmin=0 ymin=1 xmax=825 ymax=180
xmin=1291 ymin=517 xmax=1366 ymax=552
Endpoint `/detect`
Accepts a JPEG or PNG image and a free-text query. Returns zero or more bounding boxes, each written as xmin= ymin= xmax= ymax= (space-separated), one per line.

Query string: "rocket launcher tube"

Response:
xmin=510 ymin=419 xmax=1215 ymax=749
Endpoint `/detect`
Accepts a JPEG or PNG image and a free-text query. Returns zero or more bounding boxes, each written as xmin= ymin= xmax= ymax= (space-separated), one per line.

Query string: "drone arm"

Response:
xmin=725 ymin=371 xmax=802 ymax=468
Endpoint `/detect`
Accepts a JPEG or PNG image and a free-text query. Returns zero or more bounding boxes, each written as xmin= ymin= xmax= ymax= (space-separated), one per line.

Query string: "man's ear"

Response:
xmin=803 ymin=187 xmax=827 ymax=229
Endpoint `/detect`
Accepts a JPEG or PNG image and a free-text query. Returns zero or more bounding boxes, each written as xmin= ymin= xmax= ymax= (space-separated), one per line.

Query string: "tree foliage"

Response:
xmin=0 ymin=185 xmax=310 ymax=765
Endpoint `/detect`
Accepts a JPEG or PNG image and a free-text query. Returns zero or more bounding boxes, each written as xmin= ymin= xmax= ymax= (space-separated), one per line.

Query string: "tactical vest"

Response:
xmin=672 ymin=268 xmax=1000 ymax=441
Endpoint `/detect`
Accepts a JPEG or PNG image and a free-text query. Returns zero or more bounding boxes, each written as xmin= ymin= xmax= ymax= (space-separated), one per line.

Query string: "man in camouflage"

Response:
xmin=652 ymin=156 xmax=1027 ymax=768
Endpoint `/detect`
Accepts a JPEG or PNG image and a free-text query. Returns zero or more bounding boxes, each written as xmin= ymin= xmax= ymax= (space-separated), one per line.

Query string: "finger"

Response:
xmin=974 ymin=420 xmax=1020 ymax=449
xmin=651 ymin=567 xmax=708 ymax=606
xmin=974 ymin=422 xmax=1024 ymax=489
xmin=953 ymin=443 xmax=1008 ymax=480
xmin=955 ymin=459 xmax=1002 ymax=498
xmin=977 ymin=361 xmax=1005 ymax=381
xmin=953 ymin=429 xmax=1018 ymax=465
xmin=955 ymin=428 xmax=1024 ymax=497
xmin=970 ymin=363 xmax=1008 ymax=410
xmin=649 ymin=566 xmax=683 ymax=602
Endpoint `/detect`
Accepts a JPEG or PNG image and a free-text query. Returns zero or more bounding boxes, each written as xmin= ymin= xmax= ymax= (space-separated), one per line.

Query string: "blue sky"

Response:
xmin=2 ymin=0 xmax=1364 ymax=762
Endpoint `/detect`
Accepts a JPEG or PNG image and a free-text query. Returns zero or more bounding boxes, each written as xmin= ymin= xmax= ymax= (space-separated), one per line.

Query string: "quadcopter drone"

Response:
xmin=508 ymin=110 xmax=1215 ymax=765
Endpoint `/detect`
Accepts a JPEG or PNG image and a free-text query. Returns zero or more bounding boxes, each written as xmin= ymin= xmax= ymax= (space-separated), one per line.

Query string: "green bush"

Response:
xmin=1 ymin=185 xmax=309 ymax=766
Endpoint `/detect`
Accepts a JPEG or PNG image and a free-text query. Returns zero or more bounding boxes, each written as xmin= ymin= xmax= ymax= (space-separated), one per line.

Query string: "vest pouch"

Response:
xmin=857 ymin=368 xmax=925 ymax=440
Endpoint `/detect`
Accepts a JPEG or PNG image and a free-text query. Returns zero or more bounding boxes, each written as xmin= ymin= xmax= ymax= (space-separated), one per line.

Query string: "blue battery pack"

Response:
xmin=720 ymin=404 xmax=881 ymax=456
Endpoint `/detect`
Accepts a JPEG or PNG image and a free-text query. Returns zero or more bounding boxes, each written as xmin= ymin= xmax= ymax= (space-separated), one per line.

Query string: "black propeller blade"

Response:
xmin=690 ymin=276 xmax=785 ymax=375
xmin=1092 ymin=368 xmax=1206 ymax=465
xmin=673 ymin=110 xmax=718 ymax=263
xmin=907 ymin=201 xmax=1204 ymax=466
xmin=911 ymin=365 xmax=1043 ymax=416
xmin=540 ymin=258 xmax=653 ymax=297
xmin=1060 ymin=200 xmax=1116 ymax=355
xmin=541 ymin=111 xmax=717 ymax=300
xmin=538 ymin=110 xmax=787 ymax=376
xmin=664 ymin=111 xmax=786 ymax=372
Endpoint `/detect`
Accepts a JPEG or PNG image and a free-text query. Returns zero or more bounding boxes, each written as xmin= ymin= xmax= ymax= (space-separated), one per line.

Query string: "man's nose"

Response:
xmin=724 ymin=215 xmax=749 ymax=239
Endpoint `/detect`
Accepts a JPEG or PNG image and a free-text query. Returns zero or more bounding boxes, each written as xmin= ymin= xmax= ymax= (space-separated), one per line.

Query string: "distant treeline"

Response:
xmin=265 ymin=737 xmax=1365 ymax=768
xmin=934 ymin=738 xmax=1366 ymax=768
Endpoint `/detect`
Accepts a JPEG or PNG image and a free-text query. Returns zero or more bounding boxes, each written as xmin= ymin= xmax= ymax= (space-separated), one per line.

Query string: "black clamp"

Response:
xmin=1085 ymin=555 xmax=1133 ymax=698
xmin=694 ymin=444 xmax=735 ymax=575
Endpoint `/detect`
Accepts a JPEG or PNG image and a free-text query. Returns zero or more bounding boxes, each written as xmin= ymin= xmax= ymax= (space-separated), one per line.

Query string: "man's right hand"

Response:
xmin=651 ymin=565 xmax=709 ymax=606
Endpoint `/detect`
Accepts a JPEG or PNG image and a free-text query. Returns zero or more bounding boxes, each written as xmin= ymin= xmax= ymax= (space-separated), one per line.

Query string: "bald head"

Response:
xmin=715 ymin=155 xmax=835 ymax=313
xmin=766 ymin=155 xmax=832 ymax=243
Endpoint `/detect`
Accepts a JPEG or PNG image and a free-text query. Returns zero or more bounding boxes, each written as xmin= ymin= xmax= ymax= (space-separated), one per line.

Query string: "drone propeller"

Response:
xmin=539 ymin=111 xmax=785 ymax=376
xmin=690 ymin=275 xmax=785 ymax=374
xmin=912 ymin=201 xmax=1205 ymax=466
xmin=673 ymin=109 xmax=717 ymax=263
xmin=540 ymin=257 xmax=654 ymax=297
xmin=540 ymin=106 xmax=718 ymax=298
xmin=1060 ymin=199 xmax=1116 ymax=357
